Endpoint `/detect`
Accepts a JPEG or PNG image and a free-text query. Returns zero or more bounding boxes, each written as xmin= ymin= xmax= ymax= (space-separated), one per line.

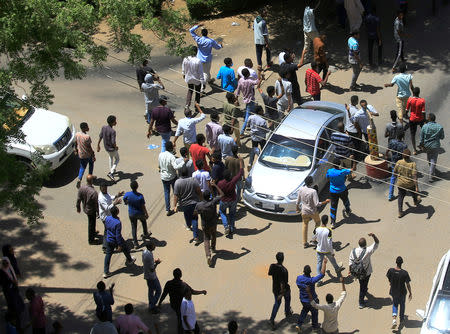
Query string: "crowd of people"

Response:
xmin=2 ymin=0 xmax=447 ymax=333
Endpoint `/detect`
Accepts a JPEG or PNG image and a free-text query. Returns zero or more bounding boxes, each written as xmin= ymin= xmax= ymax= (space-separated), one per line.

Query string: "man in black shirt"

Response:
xmin=280 ymin=53 xmax=302 ymax=105
xmin=386 ymin=256 xmax=412 ymax=330
xmin=158 ymin=268 xmax=207 ymax=334
xmin=136 ymin=59 xmax=155 ymax=90
xmin=268 ymin=252 xmax=292 ymax=330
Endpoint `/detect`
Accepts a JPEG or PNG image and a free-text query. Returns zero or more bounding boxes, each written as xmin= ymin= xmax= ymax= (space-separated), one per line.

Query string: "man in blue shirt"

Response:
xmin=295 ymin=258 xmax=327 ymax=332
xmin=326 ymin=158 xmax=354 ymax=227
xmin=348 ymin=30 xmax=362 ymax=91
xmin=190 ymin=24 xmax=223 ymax=92
xmin=420 ymin=113 xmax=445 ymax=182
xmin=103 ymin=206 xmax=136 ymax=278
xmin=216 ymin=57 xmax=237 ymax=92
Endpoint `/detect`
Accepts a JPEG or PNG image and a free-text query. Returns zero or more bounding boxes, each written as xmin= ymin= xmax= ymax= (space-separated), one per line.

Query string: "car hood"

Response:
xmin=250 ymin=161 xmax=310 ymax=197
xmin=21 ymin=108 xmax=70 ymax=146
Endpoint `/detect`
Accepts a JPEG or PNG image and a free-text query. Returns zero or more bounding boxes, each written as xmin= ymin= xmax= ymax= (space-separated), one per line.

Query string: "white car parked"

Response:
xmin=416 ymin=249 xmax=450 ymax=334
xmin=3 ymin=95 xmax=76 ymax=170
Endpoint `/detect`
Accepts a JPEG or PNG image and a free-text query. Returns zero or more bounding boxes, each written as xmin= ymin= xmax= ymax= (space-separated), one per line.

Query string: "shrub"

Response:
xmin=186 ymin=0 xmax=269 ymax=20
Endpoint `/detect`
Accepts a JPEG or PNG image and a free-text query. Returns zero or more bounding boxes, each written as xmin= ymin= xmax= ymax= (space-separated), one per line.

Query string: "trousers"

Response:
xmin=330 ymin=189 xmax=350 ymax=223
xmin=255 ymin=44 xmax=272 ymax=66
xmin=270 ymin=290 xmax=291 ymax=321
xmin=107 ymin=150 xmax=119 ymax=174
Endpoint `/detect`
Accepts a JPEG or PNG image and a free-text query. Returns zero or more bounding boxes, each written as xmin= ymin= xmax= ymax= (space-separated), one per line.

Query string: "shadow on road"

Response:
xmin=44 ymin=153 xmax=79 ymax=188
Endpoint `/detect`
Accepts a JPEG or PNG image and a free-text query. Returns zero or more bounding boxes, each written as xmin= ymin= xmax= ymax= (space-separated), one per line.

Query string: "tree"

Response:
xmin=0 ymin=0 xmax=192 ymax=223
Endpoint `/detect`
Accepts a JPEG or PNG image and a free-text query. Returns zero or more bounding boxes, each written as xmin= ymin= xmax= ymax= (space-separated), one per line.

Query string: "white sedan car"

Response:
xmin=243 ymin=101 xmax=347 ymax=215
xmin=416 ymin=249 xmax=450 ymax=334
xmin=3 ymin=95 xmax=76 ymax=170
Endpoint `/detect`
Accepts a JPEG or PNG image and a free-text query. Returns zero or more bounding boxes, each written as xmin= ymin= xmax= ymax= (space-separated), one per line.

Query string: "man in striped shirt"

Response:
xmin=305 ymin=62 xmax=330 ymax=101
xmin=330 ymin=121 xmax=355 ymax=174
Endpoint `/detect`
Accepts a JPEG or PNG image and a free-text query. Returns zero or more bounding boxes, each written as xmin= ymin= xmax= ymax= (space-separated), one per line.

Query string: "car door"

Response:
xmin=313 ymin=127 xmax=331 ymax=190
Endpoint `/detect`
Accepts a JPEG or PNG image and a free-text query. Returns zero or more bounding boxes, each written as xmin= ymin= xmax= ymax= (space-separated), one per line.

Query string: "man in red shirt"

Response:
xmin=305 ymin=62 xmax=330 ymax=101
xmin=189 ymin=133 xmax=211 ymax=171
xmin=406 ymin=87 xmax=425 ymax=154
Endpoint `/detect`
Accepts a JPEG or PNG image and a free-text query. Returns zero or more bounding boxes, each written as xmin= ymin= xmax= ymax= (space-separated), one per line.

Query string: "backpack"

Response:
xmin=349 ymin=248 xmax=367 ymax=279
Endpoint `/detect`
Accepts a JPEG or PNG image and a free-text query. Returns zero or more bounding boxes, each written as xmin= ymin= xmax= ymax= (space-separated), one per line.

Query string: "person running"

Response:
xmin=296 ymin=176 xmax=330 ymax=248
xmin=308 ymin=276 xmax=347 ymax=334
xmin=222 ymin=92 xmax=241 ymax=146
xmin=305 ymin=61 xmax=331 ymax=101
xmin=365 ymin=6 xmax=382 ymax=66
xmin=182 ymin=46 xmax=204 ymax=109
xmin=348 ymin=233 xmax=379 ymax=308
xmin=247 ymin=105 xmax=268 ymax=170
xmin=280 ymin=53 xmax=302 ymax=105
xmin=25 ymin=288 xmax=46 ymax=334
xmin=216 ymin=58 xmax=237 ymax=93
xmin=75 ymin=122 xmax=95 ymax=189
xmin=173 ymin=103 xmax=206 ymax=152
xmin=147 ymin=95 xmax=178 ymax=153
xmin=420 ymin=113 xmax=445 ymax=182
xmin=384 ymin=63 xmax=414 ymax=126
xmin=326 ymin=159 xmax=354 ymax=227
xmin=295 ymin=258 xmax=327 ymax=333
xmin=97 ymin=115 xmax=120 ymax=182
xmin=300 ymin=0 xmax=321 ymax=66
xmin=205 ymin=111 xmax=223 ymax=152
xmin=275 ymin=71 xmax=293 ymax=115
xmin=136 ymin=59 xmax=155 ymax=91
xmin=237 ymin=58 xmax=258 ymax=80
xmin=114 ymin=304 xmax=153 ymax=334
xmin=217 ymin=125 xmax=236 ymax=159
xmin=93 ymin=281 xmax=115 ymax=321
xmin=385 ymin=109 xmax=405 ymax=144
xmin=192 ymin=160 xmax=211 ymax=193
xmin=268 ymin=252 xmax=292 ymax=330
xmin=406 ymin=87 xmax=425 ymax=154
xmin=142 ymin=74 xmax=164 ymax=124
xmin=189 ymin=24 xmax=223 ymax=92
xmin=394 ymin=148 xmax=420 ymax=217
xmin=194 ymin=182 xmax=224 ymax=267
xmin=123 ymin=181 xmax=151 ymax=249
xmin=190 ymin=134 xmax=211 ymax=172
xmin=235 ymin=68 xmax=261 ymax=135
xmin=98 ymin=183 xmax=124 ymax=252
xmin=142 ymin=241 xmax=162 ymax=314
xmin=253 ymin=15 xmax=272 ymax=69
xmin=351 ymin=99 xmax=379 ymax=142
xmin=76 ymin=174 xmax=99 ymax=244
xmin=348 ymin=30 xmax=362 ymax=91
xmin=392 ymin=10 xmax=406 ymax=72
xmin=386 ymin=256 xmax=412 ymax=330
xmin=103 ymin=206 xmax=136 ymax=278
xmin=258 ymin=78 xmax=284 ymax=129
xmin=386 ymin=132 xmax=408 ymax=201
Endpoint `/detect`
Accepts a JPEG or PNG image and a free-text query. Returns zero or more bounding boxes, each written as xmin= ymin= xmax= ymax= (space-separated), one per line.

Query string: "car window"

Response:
xmin=328 ymin=117 xmax=344 ymax=132
xmin=1 ymin=95 xmax=34 ymax=130
xmin=316 ymin=129 xmax=330 ymax=159
xmin=427 ymin=294 xmax=450 ymax=332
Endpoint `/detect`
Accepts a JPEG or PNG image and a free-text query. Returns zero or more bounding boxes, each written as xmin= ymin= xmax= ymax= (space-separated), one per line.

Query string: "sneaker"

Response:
xmin=76 ymin=180 xmax=81 ymax=189
xmin=388 ymin=197 xmax=395 ymax=202
xmin=414 ymin=197 xmax=422 ymax=206
xmin=295 ymin=325 xmax=302 ymax=333
xmin=186 ymin=226 xmax=192 ymax=231
xmin=225 ymin=228 xmax=230 ymax=236
xmin=107 ymin=173 xmax=116 ymax=182
xmin=126 ymin=257 xmax=136 ymax=266
xmin=359 ymin=303 xmax=365 ymax=309
xmin=285 ymin=308 xmax=293 ymax=317
xmin=269 ymin=319 xmax=276 ymax=330
xmin=211 ymin=247 xmax=217 ymax=253
xmin=392 ymin=319 xmax=397 ymax=329
xmin=166 ymin=210 xmax=175 ymax=216
xmin=141 ymin=233 xmax=152 ymax=239
xmin=345 ymin=208 xmax=352 ymax=216
xmin=103 ymin=272 xmax=111 ymax=278
xmin=303 ymin=243 xmax=309 ymax=249
xmin=193 ymin=238 xmax=201 ymax=246
xmin=317 ymin=281 xmax=323 ymax=287
xmin=398 ymin=211 xmax=404 ymax=218
xmin=207 ymin=256 xmax=212 ymax=267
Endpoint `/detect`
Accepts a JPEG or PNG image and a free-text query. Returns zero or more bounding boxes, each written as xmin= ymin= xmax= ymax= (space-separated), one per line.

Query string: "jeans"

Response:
xmin=104 ymin=242 xmax=133 ymax=274
xmin=358 ymin=274 xmax=371 ymax=306
xmin=202 ymin=223 xmax=217 ymax=259
xmin=129 ymin=215 xmax=149 ymax=246
xmin=392 ymin=294 xmax=406 ymax=320
xmin=186 ymin=83 xmax=201 ymax=107
xmin=316 ymin=252 xmax=342 ymax=276
xmin=182 ymin=204 xmax=199 ymax=239
xmin=368 ymin=37 xmax=383 ymax=65
xmin=78 ymin=157 xmax=94 ymax=180
xmin=241 ymin=101 xmax=255 ymax=134
xmin=146 ymin=277 xmax=162 ymax=309
xmin=270 ymin=290 xmax=291 ymax=321
xmin=249 ymin=140 xmax=266 ymax=166
xmin=87 ymin=213 xmax=97 ymax=244
xmin=393 ymin=40 xmax=405 ymax=70
xmin=160 ymin=132 xmax=172 ymax=153
xmin=426 ymin=148 xmax=439 ymax=179
xmin=219 ymin=201 xmax=237 ymax=232
xmin=235 ymin=180 xmax=243 ymax=203
xmin=389 ymin=168 xmax=397 ymax=200
xmin=298 ymin=301 xmax=319 ymax=328
xmin=107 ymin=150 xmax=120 ymax=174
xmin=330 ymin=189 xmax=350 ymax=224
xmin=162 ymin=178 xmax=176 ymax=211
xmin=397 ymin=187 xmax=418 ymax=212
xmin=350 ymin=63 xmax=361 ymax=88
xmin=255 ymin=44 xmax=272 ymax=66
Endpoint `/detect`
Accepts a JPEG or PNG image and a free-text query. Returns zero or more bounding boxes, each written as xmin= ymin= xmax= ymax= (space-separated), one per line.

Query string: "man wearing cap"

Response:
xmin=147 ymin=95 xmax=178 ymax=152
xmin=141 ymin=73 xmax=164 ymax=124
xmin=386 ymin=256 xmax=412 ymax=329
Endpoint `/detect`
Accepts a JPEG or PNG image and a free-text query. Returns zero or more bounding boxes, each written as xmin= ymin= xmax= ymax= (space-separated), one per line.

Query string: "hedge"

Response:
xmin=186 ymin=0 xmax=271 ymax=20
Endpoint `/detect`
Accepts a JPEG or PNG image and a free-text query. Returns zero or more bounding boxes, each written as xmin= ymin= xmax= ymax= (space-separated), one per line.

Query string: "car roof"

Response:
xmin=275 ymin=107 xmax=342 ymax=140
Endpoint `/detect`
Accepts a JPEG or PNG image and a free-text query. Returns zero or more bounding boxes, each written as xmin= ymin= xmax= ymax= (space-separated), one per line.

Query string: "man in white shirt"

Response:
xmin=237 ymin=58 xmax=258 ymax=80
xmin=217 ymin=124 xmax=236 ymax=159
xmin=311 ymin=215 xmax=343 ymax=284
xmin=142 ymin=241 xmax=161 ymax=314
xmin=159 ymin=141 xmax=187 ymax=216
xmin=98 ymin=183 xmax=124 ymax=251
xmin=182 ymin=46 xmax=205 ymax=109
xmin=253 ymin=15 xmax=272 ymax=69
xmin=173 ymin=103 xmax=206 ymax=151
xmin=275 ymin=73 xmax=293 ymax=114
xmin=351 ymin=99 xmax=379 ymax=141
xmin=192 ymin=160 xmax=211 ymax=193
xmin=300 ymin=0 xmax=321 ymax=66
xmin=345 ymin=95 xmax=361 ymax=163
xmin=142 ymin=73 xmax=164 ymax=123
xmin=309 ymin=277 xmax=347 ymax=334
xmin=348 ymin=233 xmax=380 ymax=309
xmin=181 ymin=289 xmax=199 ymax=333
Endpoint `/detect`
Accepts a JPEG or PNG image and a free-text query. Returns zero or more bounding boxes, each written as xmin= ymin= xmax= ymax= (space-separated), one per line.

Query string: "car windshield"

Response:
xmin=428 ymin=294 xmax=450 ymax=333
xmin=259 ymin=134 xmax=315 ymax=171
xmin=1 ymin=95 xmax=34 ymax=130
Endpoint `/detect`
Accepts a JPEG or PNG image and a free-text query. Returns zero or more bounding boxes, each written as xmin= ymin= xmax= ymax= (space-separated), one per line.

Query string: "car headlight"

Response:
xmin=33 ymin=144 xmax=57 ymax=155
xmin=287 ymin=183 xmax=305 ymax=200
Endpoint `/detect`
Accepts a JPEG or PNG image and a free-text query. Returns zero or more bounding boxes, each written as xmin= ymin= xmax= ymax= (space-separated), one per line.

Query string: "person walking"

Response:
xmin=173 ymin=166 xmax=203 ymax=245
xmin=225 ymin=145 xmax=245 ymax=202
xmin=386 ymin=132 xmax=408 ymax=201
xmin=181 ymin=289 xmax=200 ymax=334
xmin=216 ymin=57 xmax=237 ymax=93
xmin=158 ymin=268 xmax=207 ymax=334
xmin=348 ymin=233 xmax=379 ymax=308
xmin=247 ymin=105 xmax=268 ymax=170
xmin=194 ymin=182 xmax=224 ymax=267
xmin=217 ymin=125 xmax=236 ymax=159
xmin=365 ymin=6 xmax=382 ymax=66
xmin=387 ymin=256 xmax=412 ymax=329
xmin=143 ymin=242 xmax=162 ymax=314
xmin=75 ymin=122 xmax=95 ymax=189
xmin=210 ymin=151 xmax=225 ymax=184
xmin=76 ymin=174 xmax=99 ymax=244
xmin=189 ymin=24 xmax=223 ymax=92
xmin=296 ymin=176 xmax=330 ymax=248
xmin=136 ymin=59 xmax=155 ymax=91
xmin=97 ymin=115 xmax=120 ymax=182
xmin=253 ymin=15 xmax=272 ymax=69
xmin=25 ymin=288 xmax=46 ymax=334
xmin=295 ymin=258 xmax=328 ymax=333
xmin=394 ymin=148 xmax=420 ymax=217
xmin=308 ymin=276 xmax=347 ymax=334
xmin=384 ymin=63 xmax=414 ymax=126
xmin=93 ymin=281 xmax=115 ymax=321
xmin=222 ymin=92 xmax=241 ymax=146
xmin=98 ymin=183 xmax=124 ymax=252
xmin=305 ymin=62 xmax=331 ymax=101
xmin=347 ymin=30 xmax=362 ymax=91
xmin=175 ymin=147 xmax=195 ymax=178
xmin=280 ymin=53 xmax=302 ymax=105
xmin=385 ymin=109 xmax=405 ymax=144
xmin=189 ymin=134 xmax=211 ymax=172
xmin=192 ymin=160 xmax=211 ymax=193
xmin=182 ymin=46 xmax=204 ymax=109
xmin=351 ymin=99 xmax=379 ymax=142
xmin=142 ymin=74 xmax=164 ymax=123
xmin=311 ymin=215 xmax=344 ymax=281
xmin=392 ymin=10 xmax=406 ymax=72
xmin=268 ymin=252 xmax=292 ymax=330
xmin=235 ymin=68 xmax=261 ymax=135
xmin=344 ymin=0 xmax=364 ymax=32
xmin=159 ymin=141 xmax=186 ymax=216
xmin=103 ymin=206 xmax=136 ymax=278
xmin=114 ymin=304 xmax=153 ymax=334
xmin=420 ymin=113 xmax=444 ymax=182
xmin=406 ymin=87 xmax=425 ymax=154
xmin=173 ymin=103 xmax=206 ymax=152
xmin=205 ymin=111 xmax=223 ymax=152
xmin=147 ymin=95 xmax=178 ymax=153
xmin=300 ymin=0 xmax=321 ymax=66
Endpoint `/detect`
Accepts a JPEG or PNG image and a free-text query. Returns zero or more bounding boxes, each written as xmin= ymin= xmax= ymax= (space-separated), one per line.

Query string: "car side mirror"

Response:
xmin=416 ymin=309 xmax=425 ymax=320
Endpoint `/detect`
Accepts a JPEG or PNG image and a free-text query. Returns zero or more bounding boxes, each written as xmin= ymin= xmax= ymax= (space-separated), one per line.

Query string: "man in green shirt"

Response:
xmin=420 ymin=113 xmax=444 ymax=182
